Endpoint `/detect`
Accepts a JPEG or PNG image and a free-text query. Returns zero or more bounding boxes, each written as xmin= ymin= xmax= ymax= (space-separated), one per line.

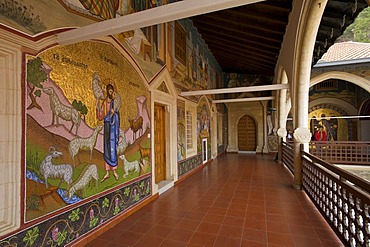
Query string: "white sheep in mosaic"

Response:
xmin=68 ymin=125 xmax=103 ymax=167
xmin=43 ymin=87 xmax=81 ymax=135
xmin=119 ymin=154 xmax=139 ymax=178
xmin=117 ymin=130 xmax=128 ymax=157
xmin=40 ymin=146 xmax=73 ymax=190
xmin=67 ymin=163 xmax=98 ymax=199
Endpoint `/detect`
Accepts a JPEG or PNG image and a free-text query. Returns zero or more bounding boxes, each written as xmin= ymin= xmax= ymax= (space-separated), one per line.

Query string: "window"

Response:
xmin=316 ymin=79 xmax=338 ymax=91
xmin=186 ymin=111 xmax=193 ymax=149
xmin=185 ymin=102 xmax=197 ymax=157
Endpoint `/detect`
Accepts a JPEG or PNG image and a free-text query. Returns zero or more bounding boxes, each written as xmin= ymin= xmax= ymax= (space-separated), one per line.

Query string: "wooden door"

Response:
xmin=154 ymin=104 xmax=166 ymax=183
xmin=238 ymin=115 xmax=256 ymax=151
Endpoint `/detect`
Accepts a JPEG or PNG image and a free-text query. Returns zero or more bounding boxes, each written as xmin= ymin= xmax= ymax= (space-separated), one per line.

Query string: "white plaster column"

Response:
xmin=211 ymin=104 xmax=218 ymax=158
xmin=261 ymin=101 xmax=269 ymax=153
xmin=291 ymin=0 xmax=327 ymax=189
xmin=0 ymin=37 xmax=22 ymax=235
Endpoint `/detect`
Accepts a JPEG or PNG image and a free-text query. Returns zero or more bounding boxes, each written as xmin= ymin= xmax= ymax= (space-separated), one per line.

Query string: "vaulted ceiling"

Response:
xmin=189 ymin=0 xmax=369 ymax=76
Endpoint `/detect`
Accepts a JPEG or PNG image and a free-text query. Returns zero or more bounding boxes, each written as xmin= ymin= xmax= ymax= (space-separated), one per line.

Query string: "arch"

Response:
xmin=359 ymin=98 xmax=370 ymax=117
xmin=308 ymin=103 xmax=354 ymax=141
xmin=237 ymin=115 xmax=257 ymax=152
xmin=310 ymin=71 xmax=370 ymax=93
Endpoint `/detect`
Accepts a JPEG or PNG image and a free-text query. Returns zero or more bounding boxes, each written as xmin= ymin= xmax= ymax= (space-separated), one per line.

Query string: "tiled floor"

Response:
xmin=84 ymin=153 xmax=343 ymax=247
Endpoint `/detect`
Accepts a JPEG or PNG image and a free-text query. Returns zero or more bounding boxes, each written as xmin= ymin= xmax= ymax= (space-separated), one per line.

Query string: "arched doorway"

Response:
xmin=238 ymin=115 xmax=257 ymax=151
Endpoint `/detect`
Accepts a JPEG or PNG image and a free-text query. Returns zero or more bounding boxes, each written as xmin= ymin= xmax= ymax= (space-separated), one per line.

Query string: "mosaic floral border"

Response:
xmin=0 ymin=176 xmax=151 ymax=247
xmin=178 ymin=154 xmax=203 ymax=177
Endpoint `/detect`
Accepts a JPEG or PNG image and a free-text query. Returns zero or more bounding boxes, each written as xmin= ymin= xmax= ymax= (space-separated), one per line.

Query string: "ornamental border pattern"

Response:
xmin=178 ymin=154 xmax=202 ymax=177
xmin=0 ymin=176 xmax=151 ymax=247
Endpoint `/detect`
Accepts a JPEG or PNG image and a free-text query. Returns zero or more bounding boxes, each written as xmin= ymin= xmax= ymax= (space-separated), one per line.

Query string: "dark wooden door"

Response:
xmin=154 ymin=104 xmax=166 ymax=183
xmin=238 ymin=115 xmax=256 ymax=151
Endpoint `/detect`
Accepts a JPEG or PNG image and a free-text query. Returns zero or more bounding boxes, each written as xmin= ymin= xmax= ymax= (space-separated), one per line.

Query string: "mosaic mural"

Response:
xmin=178 ymin=154 xmax=202 ymax=177
xmin=25 ymin=40 xmax=151 ymax=222
xmin=197 ymin=97 xmax=211 ymax=153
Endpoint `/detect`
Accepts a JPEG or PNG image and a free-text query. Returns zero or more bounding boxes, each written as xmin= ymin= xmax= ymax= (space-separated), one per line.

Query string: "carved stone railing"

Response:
xmin=301 ymin=151 xmax=370 ymax=247
xmin=309 ymin=141 xmax=370 ymax=165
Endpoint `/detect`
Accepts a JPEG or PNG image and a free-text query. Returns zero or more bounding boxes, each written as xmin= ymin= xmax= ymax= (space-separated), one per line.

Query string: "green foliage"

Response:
xmin=102 ymin=198 xmax=110 ymax=208
xmin=113 ymin=206 xmax=120 ymax=215
xmin=124 ymin=187 xmax=130 ymax=196
xmin=26 ymin=57 xmax=46 ymax=89
xmin=89 ymin=216 xmax=99 ymax=228
xmin=23 ymin=227 xmax=39 ymax=246
xmin=72 ymin=99 xmax=88 ymax=116
xmin=26 ymin=194 xmax=40 ymax=210
xmin=56 ymin=230 xmax=67 ymax=246
xmin=68 ymin=208 xmax=81 ymax=222
xmin=338 ymin=7 xmax=370 ymax=43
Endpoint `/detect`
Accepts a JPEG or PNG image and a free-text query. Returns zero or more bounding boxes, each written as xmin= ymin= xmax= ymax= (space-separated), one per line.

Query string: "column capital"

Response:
xmin=293 ymin=127 xmax=312 ymax=143
xmin=277 ymin=127 xmax=287 ymax=138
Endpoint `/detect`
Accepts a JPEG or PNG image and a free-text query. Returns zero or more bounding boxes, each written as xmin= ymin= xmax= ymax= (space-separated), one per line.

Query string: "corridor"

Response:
xmin=83 ymin=153 xmax=342 ymax=247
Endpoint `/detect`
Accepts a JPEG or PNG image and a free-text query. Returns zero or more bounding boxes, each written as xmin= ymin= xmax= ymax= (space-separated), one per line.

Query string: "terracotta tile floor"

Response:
xmin=84 ymin=153 xmax=343 ymax=247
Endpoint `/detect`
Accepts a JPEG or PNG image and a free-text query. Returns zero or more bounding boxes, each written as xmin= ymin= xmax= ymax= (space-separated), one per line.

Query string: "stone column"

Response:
xmin=290 ymin=0 xmax=327 ymax=190
xmin=261 ymin=101 xmax=269 ymax=153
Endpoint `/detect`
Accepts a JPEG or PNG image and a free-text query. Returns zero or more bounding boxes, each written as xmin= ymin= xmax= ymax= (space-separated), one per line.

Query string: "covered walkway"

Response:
xmin=82 ymin=154 xmax=342 ymax=247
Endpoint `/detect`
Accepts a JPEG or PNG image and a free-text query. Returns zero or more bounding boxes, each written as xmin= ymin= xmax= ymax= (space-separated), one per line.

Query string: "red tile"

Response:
xmin=146 ymin=225 xmax=173 ymax=238
xmin=242 ymin=229 xmax=267 ymax=242
xmin=196 ymin=221 xmax=221 ymax=234
xmin=188 ymin=232 xmax=217 ymax=247
xmin=133 ymin=235 xmax=164 ymax=247
xmin=241 ymin=239 xmax=268 ymax=247
xmin=167 ymin=228 xmax=194 ymax=242
xmin=218 ymin=225 xmax=243 ymax=238
xmin=213 ymin=236 xmax=241 ymax=247
xmin=223 ymin=215 xmax=245 ymax=227
xmin=267 ymin=232 xmax=295 ymax=246
xmin=159 ymin=239 xmax=187 ymax=247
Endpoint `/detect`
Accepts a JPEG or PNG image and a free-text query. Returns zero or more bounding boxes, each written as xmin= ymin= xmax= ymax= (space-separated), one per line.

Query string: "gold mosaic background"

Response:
xmin=309 ymin=109 xmax=348 ymax=141
xmin=37 ymin=41 xmax=150 ymax=130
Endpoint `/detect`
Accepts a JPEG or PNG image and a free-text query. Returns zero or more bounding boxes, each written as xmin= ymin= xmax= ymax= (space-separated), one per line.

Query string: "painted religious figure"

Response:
xmin=95 ymin=81 xmax=121 ymax=182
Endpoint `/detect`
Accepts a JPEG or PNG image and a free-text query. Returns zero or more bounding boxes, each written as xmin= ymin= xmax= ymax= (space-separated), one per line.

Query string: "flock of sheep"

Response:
xmin=36 ymin=74 xmax=148 ymax=200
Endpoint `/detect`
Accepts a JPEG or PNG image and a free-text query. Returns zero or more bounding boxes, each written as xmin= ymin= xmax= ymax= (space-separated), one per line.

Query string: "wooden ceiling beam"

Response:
xmin=214 ymin=47 xmax=276 ymax=66
xmin=193 ymin=20 xmax=281 ymax=44
xmin=194 ymin=26 xmax=281 ymax=51
xmin=199 ymin=13 xmax=285 ymax=35
xmin=226 ymin=9 xmax=287 ymax=26
xmin=58 ymin=0 xmax=266 ymax=45
xmin=199 ymin=33 xmax=278 ymax=58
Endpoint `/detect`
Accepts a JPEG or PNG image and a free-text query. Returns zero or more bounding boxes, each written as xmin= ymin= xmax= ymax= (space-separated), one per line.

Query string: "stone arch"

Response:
xmin=308 ymin=103 xmax=354 ymax=141
xmin=236 ymin=114 xmax=257 ymax=152
xmin=311 ymin=71 xmax=370 ymax=93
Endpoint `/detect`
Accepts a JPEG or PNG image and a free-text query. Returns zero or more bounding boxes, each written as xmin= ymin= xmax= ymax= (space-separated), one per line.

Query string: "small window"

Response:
xmin=316 ymin=79 xmax=338 ymax=91
xmin=186 ymin=111 xmax=193 ymax=149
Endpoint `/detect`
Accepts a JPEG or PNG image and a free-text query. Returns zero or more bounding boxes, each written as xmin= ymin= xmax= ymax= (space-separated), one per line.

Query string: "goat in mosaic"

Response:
xmin=128 ymin=116 xmax=143 ymax=141
xmin=40 ymin=146 xmax=73 ymax=190
xmin=43 ymin=87 xmax=81 ymax=135
xmin=119 ymin=154 xmax=140 ymax=178
xmin=68 ymin=125 xmax=103 ymax=167
xmin=67 ymin=163 xmax=98 ymax=199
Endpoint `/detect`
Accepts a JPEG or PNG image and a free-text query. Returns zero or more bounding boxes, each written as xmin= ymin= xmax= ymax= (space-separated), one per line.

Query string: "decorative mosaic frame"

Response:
xmin=0 ymin=176 xmax=151 ymax=247
xmin=178 ymin=154 xmax=202 ymax=177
